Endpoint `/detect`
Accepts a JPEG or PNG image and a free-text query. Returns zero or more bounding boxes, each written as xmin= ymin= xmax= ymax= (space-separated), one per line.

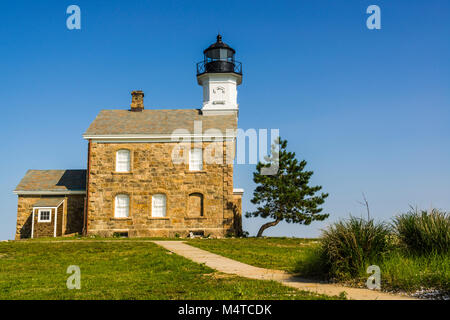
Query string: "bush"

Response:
xmin=294 ymin=245 xmax=329 ymax=280
xmin=320 ymin=216 xmax=392 ymax=279
xmin=393 ymin=208 xmax=450 ymax=255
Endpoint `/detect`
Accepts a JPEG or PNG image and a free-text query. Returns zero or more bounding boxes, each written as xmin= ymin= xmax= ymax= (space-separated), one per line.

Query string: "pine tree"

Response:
xmin=246 ymin=137 xmax=329 ymax=237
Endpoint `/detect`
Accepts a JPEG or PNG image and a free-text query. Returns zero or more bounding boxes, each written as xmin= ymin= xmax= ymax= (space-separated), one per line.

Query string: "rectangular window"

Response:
xmin=115 ymin=194 xmax=130 ymax=218
xmin=189 ymin=148 xmax=203 ymax=171
xmin=116 ymin=150 xmax=131 ymax=172
xmin=152 ymin=194 xmax=166 ymax=217
xmin=38 ymin=210 xmax=51 ymax=223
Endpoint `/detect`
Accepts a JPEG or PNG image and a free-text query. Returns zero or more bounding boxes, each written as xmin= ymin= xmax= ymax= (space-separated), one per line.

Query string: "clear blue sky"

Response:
xmin=1 ymin=0 xmax=449 ymax=240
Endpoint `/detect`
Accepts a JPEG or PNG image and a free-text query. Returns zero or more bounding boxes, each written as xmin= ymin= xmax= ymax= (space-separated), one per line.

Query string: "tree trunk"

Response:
xmin=257 ymin=218 xmax=281 ymax=237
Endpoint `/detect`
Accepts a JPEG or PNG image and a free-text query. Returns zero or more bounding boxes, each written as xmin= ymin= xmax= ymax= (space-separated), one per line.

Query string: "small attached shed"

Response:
xmin=31 ymin=198 xmax=65 ymax=238
xmin=14 ymin=170 xmax=87 ymax=239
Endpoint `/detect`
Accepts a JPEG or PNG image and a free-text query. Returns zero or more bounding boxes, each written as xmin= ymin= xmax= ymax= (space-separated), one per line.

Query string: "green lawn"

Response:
xmin=0 ymin=240 xmax=340 ymax=300
xmin=188 ymin=237 xmax=319 ymax=274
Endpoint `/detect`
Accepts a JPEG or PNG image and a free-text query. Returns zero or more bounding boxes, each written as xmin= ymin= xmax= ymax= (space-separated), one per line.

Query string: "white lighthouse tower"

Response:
xmin=197 ymin=35 xmax=242 ymax=116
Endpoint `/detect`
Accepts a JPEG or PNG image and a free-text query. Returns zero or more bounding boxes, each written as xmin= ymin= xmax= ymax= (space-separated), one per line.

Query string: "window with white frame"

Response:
xmin=114 ymin=194 xmax=130 ymax=218
xmin=38 ymin=209 xmax=51 ymax=222
xmin=189 ymin=148 xmax=203 ymax=171
xmin=116 ymin=149 xmax=131 ymax=172
xmin=152 ymin=194 xmax=166 ymax=217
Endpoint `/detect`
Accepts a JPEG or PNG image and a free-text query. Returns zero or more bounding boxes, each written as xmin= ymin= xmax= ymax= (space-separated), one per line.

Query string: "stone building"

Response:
xmin=14 ymin=35 xmax=244 ymax=239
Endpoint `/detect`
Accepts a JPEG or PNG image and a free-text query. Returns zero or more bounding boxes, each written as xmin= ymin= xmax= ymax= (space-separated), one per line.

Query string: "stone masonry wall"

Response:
xmin=64 ymin=195 xmax=85 ymax=235
xmin=86 ymin=141 xmax=241 ymax=237
xmin=15 ymin=196 xmax=36 ymax=239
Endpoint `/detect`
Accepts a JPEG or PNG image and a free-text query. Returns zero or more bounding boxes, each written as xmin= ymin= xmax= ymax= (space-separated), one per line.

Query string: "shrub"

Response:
xmin=320 ymin=216 xmax=392 ymax=279
xmin=294 ymin=245 xmax=329 ymax=280
xmin=393 ymin=208 xmax=450 ymax=255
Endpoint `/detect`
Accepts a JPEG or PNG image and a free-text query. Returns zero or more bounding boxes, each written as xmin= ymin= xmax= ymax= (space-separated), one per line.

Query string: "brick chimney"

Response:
xmin=130 ymin=90 xmax=144 ymax=112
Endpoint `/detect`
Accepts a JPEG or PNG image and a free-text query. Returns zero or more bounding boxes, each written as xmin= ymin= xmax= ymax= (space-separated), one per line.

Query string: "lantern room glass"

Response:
xmin=205 ymin=48 xmax=234 ymax=63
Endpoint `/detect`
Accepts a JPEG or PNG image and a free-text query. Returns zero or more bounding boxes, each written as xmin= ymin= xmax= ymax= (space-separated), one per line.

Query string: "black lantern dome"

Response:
xmin=197 ymin=35 xmax=242 ymax=75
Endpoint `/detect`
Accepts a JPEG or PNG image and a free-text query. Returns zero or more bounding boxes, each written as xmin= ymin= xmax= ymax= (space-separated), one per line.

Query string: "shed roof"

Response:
xmin=33 ymin=198 xmax=65 ymax=208
xmin=15 ymin=170 xmax=86 ymax=193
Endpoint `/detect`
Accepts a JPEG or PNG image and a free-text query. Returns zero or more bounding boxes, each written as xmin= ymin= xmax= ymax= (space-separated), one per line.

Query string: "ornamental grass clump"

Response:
xmin=320 ymin=216 xmax=392 ymax=280
xmin=393 ymin=208 xmax=450 ymax=255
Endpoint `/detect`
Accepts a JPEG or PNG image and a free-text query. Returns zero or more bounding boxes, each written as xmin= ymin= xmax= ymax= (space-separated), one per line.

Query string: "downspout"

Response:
xmin=83 ymin=139 xmax=92 ymax=236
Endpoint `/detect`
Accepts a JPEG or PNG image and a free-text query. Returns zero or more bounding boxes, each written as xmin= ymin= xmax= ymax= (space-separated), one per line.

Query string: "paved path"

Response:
xmin=153 ymin=241 xmax=416 ymax=300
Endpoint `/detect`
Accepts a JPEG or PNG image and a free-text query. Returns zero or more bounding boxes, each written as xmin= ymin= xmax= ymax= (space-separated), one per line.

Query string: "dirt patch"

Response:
xmin=203 ymin=272 xmax=235 ymax=279
xmin=271 ymin=242 xmax=317 ymax=248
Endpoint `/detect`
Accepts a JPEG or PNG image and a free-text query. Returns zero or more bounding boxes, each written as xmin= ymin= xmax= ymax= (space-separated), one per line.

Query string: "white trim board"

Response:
xmin=53 ymin=201 xmax=64 ymax=237
xmin=82 ymin=134 xmax=237 ymax=143
xmin=31 ymin=210 xmax=35 ymax=239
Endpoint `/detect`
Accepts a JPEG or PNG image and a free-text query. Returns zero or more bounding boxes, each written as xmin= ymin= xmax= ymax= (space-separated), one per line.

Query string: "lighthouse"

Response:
xmin=197 ymin=35 xmax=243 ymax=116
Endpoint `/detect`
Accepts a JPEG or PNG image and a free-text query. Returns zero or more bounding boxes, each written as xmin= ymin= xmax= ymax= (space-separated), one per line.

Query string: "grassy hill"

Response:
xmin=0 ymin=240 xmax=339 ymax=300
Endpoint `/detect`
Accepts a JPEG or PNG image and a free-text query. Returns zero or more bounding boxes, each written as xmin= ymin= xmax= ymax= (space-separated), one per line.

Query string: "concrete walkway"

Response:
xmin=153 ymin=241 xmax=416 ymax=300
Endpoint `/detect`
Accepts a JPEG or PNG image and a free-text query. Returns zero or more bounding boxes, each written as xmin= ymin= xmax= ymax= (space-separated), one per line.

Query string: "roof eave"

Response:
xmin=14 ymin=190 xmax=86 ymax=195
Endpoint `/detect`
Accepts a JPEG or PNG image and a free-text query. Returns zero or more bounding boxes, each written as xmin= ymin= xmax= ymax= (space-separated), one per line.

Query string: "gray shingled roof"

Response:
xmin=15 ymin=170 xmax=86 ymax=192
xmin=84 ymin=109 xmax=237 ymax=136
xmin=33 ymin=198 xmax=65 ymax=207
